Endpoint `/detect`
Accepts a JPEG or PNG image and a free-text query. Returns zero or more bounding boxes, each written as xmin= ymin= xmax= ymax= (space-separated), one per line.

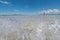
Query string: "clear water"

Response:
xmin=0 ymin=15 xmax=60 ymax=40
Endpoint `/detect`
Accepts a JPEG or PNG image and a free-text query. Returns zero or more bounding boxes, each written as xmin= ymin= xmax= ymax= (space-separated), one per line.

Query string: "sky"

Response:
xmin=0 ymin=0 xmax=60 ymax=15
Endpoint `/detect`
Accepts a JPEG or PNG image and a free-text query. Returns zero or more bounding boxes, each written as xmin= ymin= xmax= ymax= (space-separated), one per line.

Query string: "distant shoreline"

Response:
xmin=0 ymin=14 xmax=60 ymax=16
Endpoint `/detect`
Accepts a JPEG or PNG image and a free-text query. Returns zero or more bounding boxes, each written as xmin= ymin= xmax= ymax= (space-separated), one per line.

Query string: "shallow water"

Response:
xmin=0 ymin=15 xmax=60 ymax=40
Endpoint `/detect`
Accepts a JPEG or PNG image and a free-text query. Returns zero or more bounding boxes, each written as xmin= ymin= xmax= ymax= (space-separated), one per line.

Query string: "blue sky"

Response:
xmin=0 ymin=0 xmax=60 ymax=15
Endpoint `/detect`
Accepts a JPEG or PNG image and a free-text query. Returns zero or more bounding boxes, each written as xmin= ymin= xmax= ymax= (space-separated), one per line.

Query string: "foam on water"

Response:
xmin=0 ymin=15 xmax=60 ymax=40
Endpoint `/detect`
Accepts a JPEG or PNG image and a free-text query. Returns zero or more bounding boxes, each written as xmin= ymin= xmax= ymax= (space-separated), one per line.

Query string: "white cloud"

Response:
xmin=0 ymin=0 xmax=11 ymax=5
xmin=38 ymin=9 xmax=60 ymax=14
